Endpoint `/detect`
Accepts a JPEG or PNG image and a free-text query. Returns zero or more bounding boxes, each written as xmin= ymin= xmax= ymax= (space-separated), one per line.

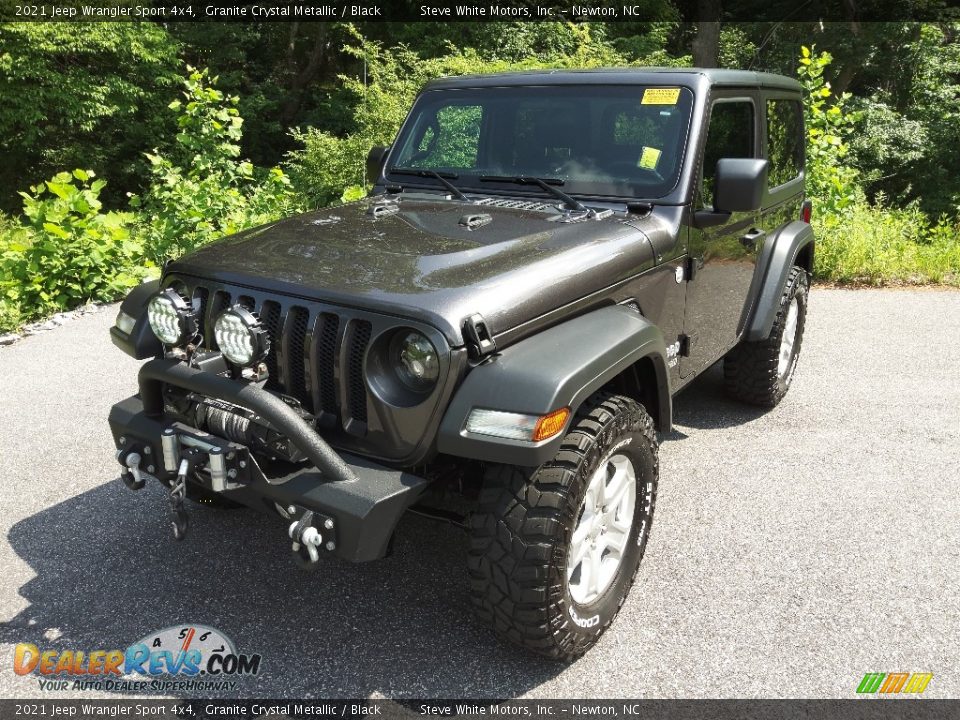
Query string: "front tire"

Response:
xmin=724 ymin=265 xmax=809 ymax=407
xmin=467 ymin=393 xmax=658 ymax=660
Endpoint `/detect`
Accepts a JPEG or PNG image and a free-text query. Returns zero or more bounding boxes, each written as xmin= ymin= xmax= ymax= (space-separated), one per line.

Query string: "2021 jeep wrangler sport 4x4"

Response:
xmin=109 ymin=69 xmax=813 ymax=660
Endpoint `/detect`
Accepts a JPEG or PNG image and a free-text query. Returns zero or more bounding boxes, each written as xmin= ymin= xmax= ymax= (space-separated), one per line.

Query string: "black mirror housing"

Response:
xmin=366 ymin=145 xmax=390 ymax=185
xmin=714 ymin=158 xmax=768 ymax=213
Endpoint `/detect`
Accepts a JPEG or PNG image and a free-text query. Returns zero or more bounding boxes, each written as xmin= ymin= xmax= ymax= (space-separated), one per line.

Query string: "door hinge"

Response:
xmin=679 ymin=334 xmax=694 ymax=357
xmin=685 ymin=256 xmax=700 ymax=282
xmin=463 ymin=313 xmax=497 ymax=360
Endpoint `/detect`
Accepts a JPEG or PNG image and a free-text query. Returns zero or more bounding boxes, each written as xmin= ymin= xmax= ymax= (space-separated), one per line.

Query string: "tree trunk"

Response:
xmin=692 ymin=0 xmax=722 ymax=68
xmin=279 ymin=24 xmax=329 ymax=127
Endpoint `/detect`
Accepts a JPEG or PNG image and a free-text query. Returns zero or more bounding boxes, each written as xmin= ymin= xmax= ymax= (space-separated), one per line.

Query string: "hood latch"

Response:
xmin=463 ymin=313 xmax=496 ymax=360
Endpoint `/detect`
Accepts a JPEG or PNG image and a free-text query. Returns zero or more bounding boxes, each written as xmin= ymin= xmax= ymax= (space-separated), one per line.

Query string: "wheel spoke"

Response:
xmin=603 ymin=523 xmax=629 ymax=556
xmin=588 ymin=544 xmax=605 ymax=596
xmin=604 ymin=457 xmax=634 ymax=516
xmin=778 ymin=298 xmax=800 ymax=377
xmin=584 ymin=465 xmax=605 ymax=514
xmin=570 ymin=517 xmax=592 ymax=551
xmin=591 ymin=465 xmax=607 ymax=509
xmin=578 ymin=547 xmax=595 ymax=595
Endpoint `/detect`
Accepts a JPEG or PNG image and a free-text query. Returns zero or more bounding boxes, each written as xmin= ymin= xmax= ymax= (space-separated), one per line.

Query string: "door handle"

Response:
xmin=740 ymin=228 xmax=765 ymax=248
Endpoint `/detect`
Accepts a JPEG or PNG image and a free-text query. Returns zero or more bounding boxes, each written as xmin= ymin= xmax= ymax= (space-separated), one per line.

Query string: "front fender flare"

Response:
xmin=109 ymin=279 xmax=162 ymax=359
xmin=436 ymin=305 xmax=671 ymax=467
xmin=746 ymin=220 xmax=815 ymax=341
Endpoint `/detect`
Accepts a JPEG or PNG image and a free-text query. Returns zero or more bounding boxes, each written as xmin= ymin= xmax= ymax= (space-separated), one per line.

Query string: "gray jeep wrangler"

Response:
xmin=109 ymin=68 xmax=813 ymax=660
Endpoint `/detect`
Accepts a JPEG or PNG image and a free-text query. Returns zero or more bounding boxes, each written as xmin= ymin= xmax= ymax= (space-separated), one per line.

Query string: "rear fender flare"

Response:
xmin=745 ymin=220 xmax=814 ymax=341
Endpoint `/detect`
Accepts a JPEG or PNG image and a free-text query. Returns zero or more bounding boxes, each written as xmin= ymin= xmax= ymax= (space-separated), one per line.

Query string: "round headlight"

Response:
xmin=392 ymin=331 xmax=439 ymax=392
xmin=214 ymin=306 xmax=270 ymax=367
xmin=147 ymin=288 xmax=197 ymax=346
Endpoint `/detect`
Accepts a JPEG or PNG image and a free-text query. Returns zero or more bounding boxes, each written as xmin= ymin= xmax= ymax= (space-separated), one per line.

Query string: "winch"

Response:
xmin=186 ymin=394 xmax=308 ymax=464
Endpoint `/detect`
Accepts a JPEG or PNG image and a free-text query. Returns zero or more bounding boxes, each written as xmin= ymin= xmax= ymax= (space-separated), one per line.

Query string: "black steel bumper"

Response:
xmin=108 ymin=359 xmax=430 ymax=562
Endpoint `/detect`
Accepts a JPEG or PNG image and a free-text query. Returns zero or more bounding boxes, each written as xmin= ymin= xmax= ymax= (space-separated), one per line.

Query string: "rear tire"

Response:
xmin=467 ymin=393 xmax=658 ymax=660
xmin=724 ymin=265 xmax=809 ymax=407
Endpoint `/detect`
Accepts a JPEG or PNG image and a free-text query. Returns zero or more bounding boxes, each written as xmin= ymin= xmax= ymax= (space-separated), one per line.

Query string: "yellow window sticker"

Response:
xmin=638 ymin=146 xmax=662 ymax=170
xmin=641 ymin=88 xmax=681 ymax=105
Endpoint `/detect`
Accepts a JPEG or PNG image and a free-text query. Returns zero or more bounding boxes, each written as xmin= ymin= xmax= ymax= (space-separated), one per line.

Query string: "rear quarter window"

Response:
xmin=766 ymin=99 xmax=804 ymax=187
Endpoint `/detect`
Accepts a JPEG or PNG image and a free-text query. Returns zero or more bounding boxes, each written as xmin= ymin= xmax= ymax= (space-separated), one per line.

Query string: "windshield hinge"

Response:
xmin=463 ymin=313 xmax=497 ymax=360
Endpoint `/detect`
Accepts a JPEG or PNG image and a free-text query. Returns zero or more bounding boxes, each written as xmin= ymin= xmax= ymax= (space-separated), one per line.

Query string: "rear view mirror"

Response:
xmin=366 ymin=145 xmax=390 ymax=184
xmin=714 ymin=158 xmax=768 ymax=213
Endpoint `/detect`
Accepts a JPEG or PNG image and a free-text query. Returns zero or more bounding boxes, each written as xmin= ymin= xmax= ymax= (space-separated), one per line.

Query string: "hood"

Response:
xmin=168 ymin=194 xmax=660 ymax=346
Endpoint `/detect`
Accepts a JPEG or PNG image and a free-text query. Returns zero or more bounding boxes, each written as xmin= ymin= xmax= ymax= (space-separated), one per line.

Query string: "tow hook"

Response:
xmin=288 ymin=510 xmax=324 ymax=569
xmin=117 ymin=443 xmax=156 ymax=491
xmin=120 ymin=452 xmax=146 ymax=491
xmin=168 ymin=447 xmax=205 ymax=541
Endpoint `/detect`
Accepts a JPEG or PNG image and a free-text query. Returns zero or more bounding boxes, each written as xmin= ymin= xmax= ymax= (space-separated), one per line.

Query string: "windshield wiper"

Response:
xmin=479 ymin=175 xmax=587 ymax=212
xmin=389 ymin=168 xmax=469 ymax=202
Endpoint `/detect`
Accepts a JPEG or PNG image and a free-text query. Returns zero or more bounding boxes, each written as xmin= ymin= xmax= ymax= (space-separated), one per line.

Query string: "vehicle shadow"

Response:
xmin=666 ymin=361 xmax=768 ymax=435
xmin=1 ymin=478 xmax=561 ymax=698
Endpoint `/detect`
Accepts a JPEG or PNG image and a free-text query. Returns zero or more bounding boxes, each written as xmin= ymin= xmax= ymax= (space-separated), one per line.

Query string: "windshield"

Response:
xmin=388 ymin=84 xmax=694 ymax=201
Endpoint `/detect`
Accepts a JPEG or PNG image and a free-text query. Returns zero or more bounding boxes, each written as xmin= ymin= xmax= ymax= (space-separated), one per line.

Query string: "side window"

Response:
xmin=398 ymin=104 xmax=482 ymax=169
xmin=766 ymin=99 xmax=803 ymax=187
xmin=699 ymin=100 xmax=754 ymax=209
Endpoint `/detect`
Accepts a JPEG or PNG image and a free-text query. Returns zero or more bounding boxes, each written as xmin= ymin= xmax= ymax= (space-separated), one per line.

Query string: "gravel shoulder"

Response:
xmin=0 ymin=288 xmax=957 ymax=699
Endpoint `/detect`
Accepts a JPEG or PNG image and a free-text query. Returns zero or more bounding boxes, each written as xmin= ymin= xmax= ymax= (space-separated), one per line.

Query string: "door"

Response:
xmin=680 ymin=93 xmax=763 ymax=377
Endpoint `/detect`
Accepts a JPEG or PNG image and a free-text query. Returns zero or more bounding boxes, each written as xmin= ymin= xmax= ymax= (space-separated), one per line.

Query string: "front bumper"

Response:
xmin=108 ymin=359 xmax=431 ymax=562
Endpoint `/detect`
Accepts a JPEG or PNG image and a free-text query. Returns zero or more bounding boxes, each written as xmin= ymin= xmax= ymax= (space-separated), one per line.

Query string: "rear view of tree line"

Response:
xmin=0 ymin=20 xmax=958 ymax=333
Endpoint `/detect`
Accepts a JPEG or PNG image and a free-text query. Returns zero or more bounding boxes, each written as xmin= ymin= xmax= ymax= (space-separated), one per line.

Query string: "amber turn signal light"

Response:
xmin=532 ymin=407 xmax=571 ymax=442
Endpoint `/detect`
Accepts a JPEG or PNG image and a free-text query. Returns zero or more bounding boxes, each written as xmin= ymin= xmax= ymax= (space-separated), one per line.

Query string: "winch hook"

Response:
xmin=169 ymin=448 xmax=204 ymax=541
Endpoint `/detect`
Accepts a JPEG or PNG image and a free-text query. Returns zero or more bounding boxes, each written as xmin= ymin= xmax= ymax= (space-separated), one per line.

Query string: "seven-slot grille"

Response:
xmin=187 ymin=283 xmax=372 ymax=434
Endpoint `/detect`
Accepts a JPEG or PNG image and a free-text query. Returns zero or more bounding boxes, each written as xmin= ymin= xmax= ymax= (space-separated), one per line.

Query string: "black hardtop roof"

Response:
xmin=424 ymin=67 xmax=801 ymax=93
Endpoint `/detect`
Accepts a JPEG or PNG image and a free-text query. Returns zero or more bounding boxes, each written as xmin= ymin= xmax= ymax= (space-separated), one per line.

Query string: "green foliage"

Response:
xmin=799 ymin=44 xmax=959 ymax=286
xmin=846 ymin=96 xmax=928 ymax=195
xmin=0 ymin=22 xmax=180 ymax=212
xmin=340 ymin=185 xmax=367 ymax=203
xmin=0 ymin=171 xmax=150 ymax=321
xmin=892 ymin=22 xmax=960 ymax=216
xmin=132 ymin=68 xmax=302 ymax=261
xmin=797 ymin=46 xmax=863 ymax=215
xmin=609 ymin=21 xmax=687 ymax=65
xmin=0 ymin=21 xmax=959 ymax=330
xmin=718 ymin=25 xmax=756 ymax=68
xmin=0 ymin=214 xmax=27 ymax=332
xmin=814 ymin=204 xmax=960 ymax=286
xmin=287 ymin=24 xmax=628 ymax=206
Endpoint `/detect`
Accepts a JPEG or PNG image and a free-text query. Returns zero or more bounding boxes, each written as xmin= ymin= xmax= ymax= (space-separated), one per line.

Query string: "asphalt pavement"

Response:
xmin=0 ymin=288 xmax=957 ymax=699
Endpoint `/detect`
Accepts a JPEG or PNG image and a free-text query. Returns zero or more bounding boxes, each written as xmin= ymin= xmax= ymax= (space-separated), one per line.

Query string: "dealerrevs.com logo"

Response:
xmin=13 ymin=624 xmax=262 ymax=693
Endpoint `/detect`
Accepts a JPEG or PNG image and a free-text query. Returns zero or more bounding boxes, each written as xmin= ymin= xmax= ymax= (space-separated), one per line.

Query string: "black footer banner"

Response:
xmin=1 ymin=699 xmax=957 ymax=720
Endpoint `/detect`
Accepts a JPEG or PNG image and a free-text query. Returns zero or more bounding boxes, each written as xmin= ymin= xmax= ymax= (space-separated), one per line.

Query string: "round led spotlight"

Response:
xmin=147 ymin=288 xmax=198 ymax=346
xmin=391 ymin=330 xmax=439 ymax=392
xmin=214 ymin=306 xmax=270 ymax=367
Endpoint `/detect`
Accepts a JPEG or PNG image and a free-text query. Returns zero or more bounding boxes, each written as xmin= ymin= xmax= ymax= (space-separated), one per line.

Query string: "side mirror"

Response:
xmin=366 ymin=145 xmax=390 ymax=184
xmin=714 ymin=158 xmax=768 ymax=213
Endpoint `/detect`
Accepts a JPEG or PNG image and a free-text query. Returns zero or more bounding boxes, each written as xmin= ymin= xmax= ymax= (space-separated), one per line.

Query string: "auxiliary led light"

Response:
xmin=213 ymin=306 xmax=270 ymax=367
